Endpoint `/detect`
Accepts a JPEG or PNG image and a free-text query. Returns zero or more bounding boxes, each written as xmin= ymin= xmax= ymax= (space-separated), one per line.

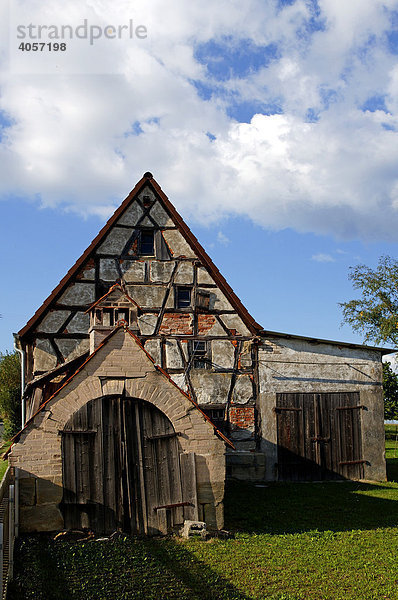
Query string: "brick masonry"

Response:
xmin=229 ymin=406 xmax=255 ymax=430
xmin=197 ymin=315 xmax=217 ymax=335
xmin=159 ymin=313 xmax=193 ymax=335
xmin=9 ymin=328 xmax=226 ymax=533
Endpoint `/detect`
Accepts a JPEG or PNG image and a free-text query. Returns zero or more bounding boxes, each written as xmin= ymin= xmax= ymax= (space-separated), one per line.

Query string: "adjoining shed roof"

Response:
xmin=260 ymin=328 xmax=395 ymax=355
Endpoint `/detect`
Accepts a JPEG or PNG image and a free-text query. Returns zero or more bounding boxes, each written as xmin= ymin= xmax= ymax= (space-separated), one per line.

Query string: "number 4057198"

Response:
xmin=18 ymin=42 xmax=66 ymax=51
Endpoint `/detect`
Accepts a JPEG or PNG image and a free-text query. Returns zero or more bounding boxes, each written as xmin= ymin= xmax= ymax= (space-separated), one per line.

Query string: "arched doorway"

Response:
xmin=61 ymin=396 xmax=198 ymax=535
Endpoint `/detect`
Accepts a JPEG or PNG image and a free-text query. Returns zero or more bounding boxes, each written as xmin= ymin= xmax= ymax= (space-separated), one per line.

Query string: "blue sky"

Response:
xmin=1 ymin=0 xmax=398 ymax=351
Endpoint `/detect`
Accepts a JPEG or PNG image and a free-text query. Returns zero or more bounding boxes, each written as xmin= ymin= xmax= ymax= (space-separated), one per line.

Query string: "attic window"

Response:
xmin=139 ymin=231 xmax=154 ymax=255
xmin=142 ymin=195 xmax=152 ymax=208
xmin=189 ymin=340 xmax=210 ymax=369
xmin=176 ymin=287 xmax=191 ymax=308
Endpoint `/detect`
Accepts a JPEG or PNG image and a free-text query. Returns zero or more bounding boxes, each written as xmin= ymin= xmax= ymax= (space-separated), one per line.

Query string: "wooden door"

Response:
xmin=61 ymin=396 xmax=198 ymax=534
xmin=276 ymin=392 xmax=364 ymax=481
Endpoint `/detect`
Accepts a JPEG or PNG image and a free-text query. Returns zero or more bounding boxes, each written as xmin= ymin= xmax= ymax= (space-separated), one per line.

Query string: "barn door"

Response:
xmin=61 ymin=396 xmax=198 ymax=534
xmin=276 ymin=392 xmax=364 ymax=481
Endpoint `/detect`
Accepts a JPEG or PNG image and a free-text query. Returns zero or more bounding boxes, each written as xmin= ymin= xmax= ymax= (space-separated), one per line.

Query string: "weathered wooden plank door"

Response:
xmin=61 ymin=396 xmax=198 ymax=534
xmin=334 ymin=392 xmax=365 ymax=479
xmin=276 ymin=392 xmax=363 ymax=481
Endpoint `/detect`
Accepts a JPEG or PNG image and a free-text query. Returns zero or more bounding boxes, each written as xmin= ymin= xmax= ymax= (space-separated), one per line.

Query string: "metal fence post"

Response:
xmin=14 ymin=469 xmax=19 ymax=539
xmin=0 ymin=521 xmax=3 ymax=598
xmin=8 ymin=485 xmax=14 ymax=582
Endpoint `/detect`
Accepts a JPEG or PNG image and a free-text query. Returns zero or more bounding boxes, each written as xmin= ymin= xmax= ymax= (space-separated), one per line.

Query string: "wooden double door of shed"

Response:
xmin=276 ymin=392 xmax=364 ymax=481
xmin=61 ymin=396 xmax=198 ymax=535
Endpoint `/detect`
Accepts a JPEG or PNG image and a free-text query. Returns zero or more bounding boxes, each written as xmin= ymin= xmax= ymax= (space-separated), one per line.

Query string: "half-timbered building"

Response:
xmin=7 ymin=172 xmax=392 ymax=534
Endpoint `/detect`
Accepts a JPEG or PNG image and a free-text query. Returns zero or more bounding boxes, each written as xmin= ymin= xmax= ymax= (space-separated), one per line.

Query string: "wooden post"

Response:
xmin=8 ymin=485 xmax=14 ymax=581
xmin=180 ymin=453 xmax=199 ymax=521
xmin=157 ymin=508 xmax=169 ymax=534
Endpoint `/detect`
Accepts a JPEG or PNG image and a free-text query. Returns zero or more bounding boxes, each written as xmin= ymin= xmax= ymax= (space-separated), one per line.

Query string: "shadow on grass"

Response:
xmin=224 ymin=479 xmax=398 ymax=535
xmin=145 ymin=537 xmax=251 ymax=600
xmin=8 ymin=534 xmax=251 ymax=600
xmin=387 ymin=457 xmax=398 ymax=482
xmin=7 ymin=535 xmax=71 ymax=600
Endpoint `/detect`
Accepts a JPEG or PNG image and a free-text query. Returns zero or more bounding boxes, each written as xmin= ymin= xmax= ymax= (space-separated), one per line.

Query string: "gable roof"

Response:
xmin=4 ymin=324 xmax=235 ymax=458
xmin=18 ymin=172 xmax=262 ymax=339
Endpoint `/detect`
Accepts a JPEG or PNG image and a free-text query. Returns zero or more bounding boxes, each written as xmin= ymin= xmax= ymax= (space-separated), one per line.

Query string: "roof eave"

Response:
xmin=259 ymin=328 xmax=396 ymax=354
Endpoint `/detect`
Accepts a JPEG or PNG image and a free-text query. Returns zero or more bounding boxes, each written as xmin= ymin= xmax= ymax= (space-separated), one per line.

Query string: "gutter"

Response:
xmin=13 ymin=333 xmax=25 ymax=427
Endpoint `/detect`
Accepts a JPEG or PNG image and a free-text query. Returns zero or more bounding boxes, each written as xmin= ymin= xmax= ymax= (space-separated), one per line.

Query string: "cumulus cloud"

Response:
xmin=1 ymin=0 xmax=398 ymax=241
xmin=217 ymin=231 xmax=230 ymax=245
xmin=312 ymin=253 xmax=335 ymax=263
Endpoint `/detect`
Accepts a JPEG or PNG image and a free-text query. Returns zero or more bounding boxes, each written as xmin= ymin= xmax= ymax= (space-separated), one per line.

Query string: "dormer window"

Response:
xmin=87 ymin=284 xmax=140 ymax=349
xmin=176 ymin=286 xmax=191 ymax=308
xmin=139 ymin=231 xmax=154 ymax=255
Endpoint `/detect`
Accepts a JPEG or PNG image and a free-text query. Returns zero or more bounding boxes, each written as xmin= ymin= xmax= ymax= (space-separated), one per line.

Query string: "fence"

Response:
xmin=0 ymin=467 xmax=18 ymax=599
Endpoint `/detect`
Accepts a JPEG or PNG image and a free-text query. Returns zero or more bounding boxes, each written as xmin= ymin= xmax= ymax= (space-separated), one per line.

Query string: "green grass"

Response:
xmin=0 ymin=442 xmax=10 ymax=483
xmin=386 ymin=424 xmax=398 ymax=482
xmin=7 ymin=427 xmax=398 ymax=600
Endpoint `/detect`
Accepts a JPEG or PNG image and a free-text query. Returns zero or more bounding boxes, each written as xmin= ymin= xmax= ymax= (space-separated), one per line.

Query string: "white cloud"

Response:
xmin=217 ymin=231 xmax=230 ymax=245
xmin=312 ymin=253 xmax=335 ymax=263
xmin=1 ymin=0 xmax=398 ymax=241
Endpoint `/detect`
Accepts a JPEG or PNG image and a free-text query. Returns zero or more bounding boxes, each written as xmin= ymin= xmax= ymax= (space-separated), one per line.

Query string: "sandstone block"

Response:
xmin=20 ymin=504 xmax=64 ymax=533
xmin=19 ymin=477 xmax=36 ymax=506
xmin=36 ymin=478 xmax=63 ymax=505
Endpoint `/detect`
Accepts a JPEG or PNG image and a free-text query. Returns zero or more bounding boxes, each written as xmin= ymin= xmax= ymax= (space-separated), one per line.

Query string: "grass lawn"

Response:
xmin=8 ymin=428 xmax=398 ymax=600
xmin=0 ymin=442 xmax=10 ymax=483
xmin=386 ymin=424 xmax=398 ymax=482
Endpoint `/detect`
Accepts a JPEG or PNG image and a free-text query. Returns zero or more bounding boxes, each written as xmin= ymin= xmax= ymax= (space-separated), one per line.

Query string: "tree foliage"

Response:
xmin=0 ymin=351 xmax=21 ymax=439
xmin=340 ymin=255 xmax=398 ymax=346
xmin=383 ymin=361 xmax=398 ymax=420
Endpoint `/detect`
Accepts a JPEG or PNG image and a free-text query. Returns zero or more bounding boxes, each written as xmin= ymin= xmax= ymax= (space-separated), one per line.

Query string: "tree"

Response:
xmin=340 ymin=255 xmax=398 ymax=346
xmin=0 ymin=351 xmax=21 ymax=439
xmin=383 ymin=361 xmax=398 ymax=420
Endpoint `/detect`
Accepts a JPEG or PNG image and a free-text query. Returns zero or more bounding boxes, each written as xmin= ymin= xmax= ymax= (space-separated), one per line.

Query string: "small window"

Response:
xmin=176 ymin=286 xmax=191 ymax=308
xmin=202 ymin=407 xmax=226 ymax=433
xmin=142 ymin=195 xmax=153 ymax=208
xmin=189 ymin=340 xmax=210 ymax=369
xmin=139 ymin=231 xmax=154 ymax=255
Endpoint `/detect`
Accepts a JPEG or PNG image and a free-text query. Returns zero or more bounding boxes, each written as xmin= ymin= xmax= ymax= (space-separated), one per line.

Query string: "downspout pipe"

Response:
xmin=13 ymin=334 xmax=25 ymax=428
